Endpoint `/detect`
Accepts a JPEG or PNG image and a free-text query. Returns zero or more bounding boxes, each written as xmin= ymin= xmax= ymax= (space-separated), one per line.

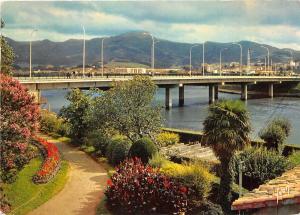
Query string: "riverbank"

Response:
xmin=219 ymin=88 xmax=300 ymax=98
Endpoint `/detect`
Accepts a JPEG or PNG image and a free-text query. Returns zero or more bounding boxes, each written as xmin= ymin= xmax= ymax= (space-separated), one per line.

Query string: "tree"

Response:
xmin=203 ymin=100 xmax=251 ymax=210
xmin=93 ymin=76 xmax=162 ymax=142
xmin=0 ymin=75 xmax=40 ymax=182
xmin=59 ymin=89 xmax=93 ymax=144
xmin=259 ymin=117 xmax=291 ymax=153
xmin=1 ymin=19 xmax=15 ymax=75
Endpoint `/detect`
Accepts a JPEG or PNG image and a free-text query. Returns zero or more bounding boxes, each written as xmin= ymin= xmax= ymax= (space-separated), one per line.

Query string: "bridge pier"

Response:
xmin=214 ymin=85 xmax=219 ymax=101
xmin=179 ymin=85 xmax=184 ymax=107
xmin=29 ymin=90 xmax=41 ymax=104
xmin=241 ymin=83 xmax=248 ymax=101
xmin=268 ymin=83 xmax=274 ymax=98
xmin=209 ymin=84 xmax=216 ymax=104
xmin=165 ymin=87 xmax=173 ymax=109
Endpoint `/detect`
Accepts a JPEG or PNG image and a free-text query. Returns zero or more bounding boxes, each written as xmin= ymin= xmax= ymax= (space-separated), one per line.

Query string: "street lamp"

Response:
xmin=101 ymin=37 xmax=106 ymax=77
xmin=189 ymin=44 xmax=199 ymax=76
xmin=82 ymin=25 xmax=85 ymax=77
xmin=232 ymin=42 xmax=243 ymax=75
xmin=289 ymin=50 xmax=293 ymax=73
xmin=219 ymin=48 xmax=227 ymax=76
xmin=261 ymin=45 xmax=270 ymax=72
xmin=202 ymin=41 xmax=206 ymax=76
xmin=29 ymin=29 xmax=38 ymax=78
xmin=143 ymin=32 xmax=156 ymax=76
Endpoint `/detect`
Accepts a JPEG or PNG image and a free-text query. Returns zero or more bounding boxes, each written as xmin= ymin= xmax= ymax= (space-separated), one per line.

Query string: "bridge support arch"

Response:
xmin=165 ymin=87 xmax=173 ymax=110
xmin=29 ymin=89 xmax=41 ymax=104
xmin=209 ymin=84 xmax=216 ymax=104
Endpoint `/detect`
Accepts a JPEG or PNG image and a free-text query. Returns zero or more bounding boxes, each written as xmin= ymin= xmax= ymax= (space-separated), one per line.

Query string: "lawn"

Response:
xmin=3 ymin=157 xmax=69 ymax=215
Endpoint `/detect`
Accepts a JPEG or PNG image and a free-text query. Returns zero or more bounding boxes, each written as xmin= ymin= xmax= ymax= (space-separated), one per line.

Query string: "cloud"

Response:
xmin=1 ymin=0 xmax=300 ymax=50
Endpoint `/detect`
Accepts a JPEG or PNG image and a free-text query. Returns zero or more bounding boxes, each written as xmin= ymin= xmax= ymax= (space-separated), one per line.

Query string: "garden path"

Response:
xmin=28 ymin=135 xmax=108 ymax=215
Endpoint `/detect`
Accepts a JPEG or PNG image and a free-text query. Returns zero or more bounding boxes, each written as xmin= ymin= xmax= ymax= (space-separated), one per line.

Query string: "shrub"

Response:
xmin=289 ymin=151 xmax=300 ymax=166
xmin=230 ymin=147 xmax=291 ymax=190
xmin=86 ymin=130 xmax=111 ymax=156
xmin=129 ymin=137 xmax=157 ymax=163
xmin=156 ymin=132 xmax=180 ymax=146
xmin=40 ymin=110 xmax=68 ymax=136
xmin=105 ymin=158 xmax=197 ymax=214
xmin=272 ymin=117 xmax=292 ymax=137
xmin=0 ymin=75 xmax=40 ymax=182
xmin=106 ymin=135 xmax=131 ymax=166
xmin=259 ymin=123 xmax=286 ymax=153
xmin=159 ymin=160 xmax=214 ymax=199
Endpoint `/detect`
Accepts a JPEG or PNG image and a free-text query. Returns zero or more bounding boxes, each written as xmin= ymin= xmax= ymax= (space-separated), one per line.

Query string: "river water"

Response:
xmin=41 ymin=86 xmax=300 ymax=144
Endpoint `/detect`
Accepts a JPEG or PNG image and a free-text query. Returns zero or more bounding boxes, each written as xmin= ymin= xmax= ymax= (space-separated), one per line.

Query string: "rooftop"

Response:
xmin=232 ymin=166 xmax=300 ymax=211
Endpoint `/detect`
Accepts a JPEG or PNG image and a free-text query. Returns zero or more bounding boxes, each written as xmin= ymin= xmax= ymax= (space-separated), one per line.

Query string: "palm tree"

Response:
xmin=203 ymin=100 xmax=251 ymax=210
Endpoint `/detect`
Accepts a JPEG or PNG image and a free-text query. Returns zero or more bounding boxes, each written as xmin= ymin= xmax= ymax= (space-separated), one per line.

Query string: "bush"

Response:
xmin=156 ymin=132 xmax=180 ymax=146
xmin=86 ymin=130 xmax=111 ymax=156
xmin=160 ymin=160 xmax=214 ymax=199
xmin=259 ymin=117 xmax=291 ymax=153
xmin=40 ymin=110 xmax=68 ymax=136
xmin=289 ymin=151 xmax=300 ymax=166
xmin=106 ymin=135 xmax=131 ymax=166
xmin=0 ymin=75 xmax=40 ymax=182
xmin=105 ymin=158 xmax=198 ymax=214
xmin=230 ymin=147 xmax=291 ymax=190
xmin=129 ymin=137 xmax=157 ymax=163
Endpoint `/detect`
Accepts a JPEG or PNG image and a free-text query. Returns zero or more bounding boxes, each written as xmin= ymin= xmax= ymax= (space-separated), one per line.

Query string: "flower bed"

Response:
xmin=32 ymin=137 xmax=61 ymax=184
xmin=105 ymin=158 xmax=198 ymax=214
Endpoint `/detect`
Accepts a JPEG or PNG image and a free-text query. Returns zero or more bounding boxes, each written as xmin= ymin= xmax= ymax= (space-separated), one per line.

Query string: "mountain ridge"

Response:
xmin=6 ymin=32 xmax=300 ymax=68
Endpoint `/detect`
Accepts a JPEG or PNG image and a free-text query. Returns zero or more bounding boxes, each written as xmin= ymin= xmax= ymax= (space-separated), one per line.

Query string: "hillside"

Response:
xmin=6 ymin=31 xmax=300 ymax=68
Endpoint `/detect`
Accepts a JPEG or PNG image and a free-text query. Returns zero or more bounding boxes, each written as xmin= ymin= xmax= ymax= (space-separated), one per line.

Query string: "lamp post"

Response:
xmin=261 ymin=45 xmax=270 ymax=72
xmin=289 ymin=50 xmax=293 ymax=73
xmin=101 ymin=37 xmax=106 ymax=77
xmin=82 ymin=25 xmax=85 ymax=77
xmin=232 ymin=42 xmax=243 ymax=75
xmin=29 ymin=29 xmax=37 ymax=78
xmin=219 ymin=48 xmax=227 ymax=76
xmin=143 ymin=32 xmax=156 ymax=76
xmin=189 ymin=44 xmax=199 ymax=76
xmin=202 ymin=41 xmax=206 ymax=76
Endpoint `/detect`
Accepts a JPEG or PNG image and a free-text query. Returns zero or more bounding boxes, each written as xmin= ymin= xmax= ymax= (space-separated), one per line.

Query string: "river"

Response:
xmin=41 ymin=86 xmax=300 ymax=144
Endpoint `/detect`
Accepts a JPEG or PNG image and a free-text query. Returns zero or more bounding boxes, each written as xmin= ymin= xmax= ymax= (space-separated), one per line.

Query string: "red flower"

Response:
xmin=107 ymin=179 xmax=113 ymax=187
xmin=147 ymin=177 xmax=154 ymax=184
xmin=179 ymin=186 xmax=187 ymax=194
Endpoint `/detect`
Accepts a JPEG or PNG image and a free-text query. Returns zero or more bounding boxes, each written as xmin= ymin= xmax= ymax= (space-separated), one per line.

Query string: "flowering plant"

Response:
xmin=32 ymin=137 xmax=60 ymax=183
xmin=105 ymin=158 xmax=196 ymax=214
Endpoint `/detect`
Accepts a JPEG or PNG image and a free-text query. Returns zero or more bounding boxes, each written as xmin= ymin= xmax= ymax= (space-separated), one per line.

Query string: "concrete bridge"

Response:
xmin=17 ymin=75 xmax=300 ymax=109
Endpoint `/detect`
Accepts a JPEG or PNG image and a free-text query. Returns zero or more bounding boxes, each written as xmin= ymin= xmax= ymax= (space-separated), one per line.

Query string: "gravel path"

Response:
xmin=28 ymin=136 xmax=108 ymax=215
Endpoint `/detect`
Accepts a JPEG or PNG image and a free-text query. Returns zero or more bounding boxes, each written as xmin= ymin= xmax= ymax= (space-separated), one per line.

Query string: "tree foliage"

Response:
xmin=259 ymin=117 xmax=291 ymax=153
xmin=0 ymin=75 xmax=40 ymax=182
xmin=1 ymin=19 xmax=15 ymax=75
xmin=59 ymin=89 xmax=93 ymax=145
xmin=230 ymin=147 xmax=291 ymax=190
xmin=93 ymin=76 xmax=162 ymax=142
xmin=203 ymin=100 xmax=251 ymax=210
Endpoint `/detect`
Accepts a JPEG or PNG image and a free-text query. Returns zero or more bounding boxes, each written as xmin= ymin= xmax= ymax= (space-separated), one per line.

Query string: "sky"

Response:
xmin=1 ymin=0 xmax=300 ymax=50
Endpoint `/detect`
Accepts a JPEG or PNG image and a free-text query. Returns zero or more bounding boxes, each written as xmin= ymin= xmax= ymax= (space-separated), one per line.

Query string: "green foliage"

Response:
xmin=230 ymin=147 xmax=291 ymax=190
xmin=106 ymin=135 xmax=132 ymax=166
xmin=40 ymin=110 xmax=68 ymax=136
xmin=59 ymin=89 xmax=94 ymax=145
xmin=289 ymin=151 xmax=300 ymax=166
xmin=149 ymin=154 xmax=214 ymax=200
xmin=259 ymin=122 xmax=286 ymax=153
xmin=93 ymin=76 xmax=162 ymax=142
xmin=156 ymin=132 xmax=180 ymax=147
xmin=129 ymin=137 xmax=157 ymax=163
xmin=1 ymin=36 xmax=15 ymax=75
xmin=272 ymin=117 xmax=292 ymax=137
xmin=203 ymin=100 xmax=251 ymax=209
xmin=85 ymin=130 xmax=112 ymax=156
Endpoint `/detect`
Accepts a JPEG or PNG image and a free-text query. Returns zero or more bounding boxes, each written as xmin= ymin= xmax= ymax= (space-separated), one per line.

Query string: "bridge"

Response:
xmin=17 ymin=75 xmax=300 ymax=109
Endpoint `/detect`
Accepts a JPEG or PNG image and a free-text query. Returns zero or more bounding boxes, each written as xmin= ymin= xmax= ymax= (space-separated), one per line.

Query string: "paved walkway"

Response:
xmin=29 ymin=136 xmax=108 ymax=215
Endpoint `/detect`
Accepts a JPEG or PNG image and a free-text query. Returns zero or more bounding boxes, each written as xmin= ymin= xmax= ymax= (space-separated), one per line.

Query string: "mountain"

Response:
xmin=6 ymin=31 xmax=300 ymax=68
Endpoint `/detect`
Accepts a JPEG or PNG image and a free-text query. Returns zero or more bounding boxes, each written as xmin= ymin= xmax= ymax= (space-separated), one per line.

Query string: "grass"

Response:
xmin=289 ymin=151 xmax=300 ymax=166
xmin=3 ymin=157 xmax=69 ymax=215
